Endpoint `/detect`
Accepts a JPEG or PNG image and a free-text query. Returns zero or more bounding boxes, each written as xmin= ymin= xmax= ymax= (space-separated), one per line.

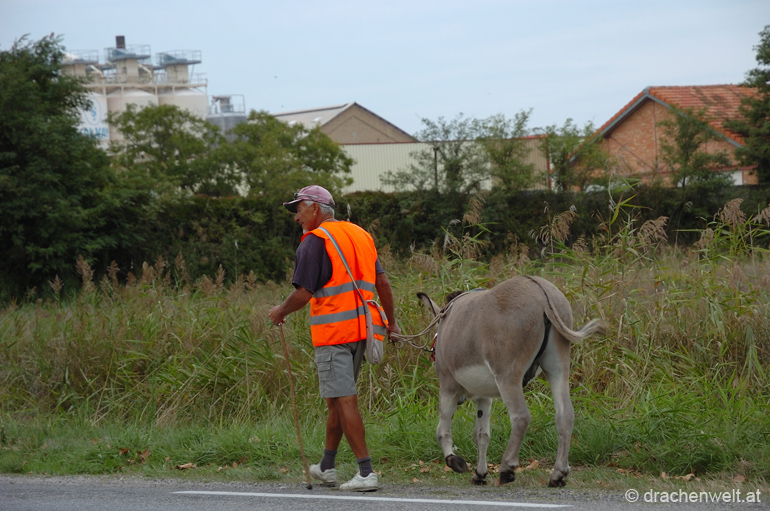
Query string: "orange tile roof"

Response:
xmin=597 ymin=84 xmax=758 ymax=145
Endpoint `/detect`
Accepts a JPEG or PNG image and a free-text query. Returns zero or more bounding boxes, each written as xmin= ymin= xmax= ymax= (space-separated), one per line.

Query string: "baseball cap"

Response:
xmin=283 ymin=185 xmax=335 ymax=213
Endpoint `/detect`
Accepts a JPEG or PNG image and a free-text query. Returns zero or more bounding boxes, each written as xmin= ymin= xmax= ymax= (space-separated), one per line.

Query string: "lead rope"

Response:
xmin=387 ymin=314 xmax=443 ymax=353
xmin=387 ymin=291 xmax=469 ymax=353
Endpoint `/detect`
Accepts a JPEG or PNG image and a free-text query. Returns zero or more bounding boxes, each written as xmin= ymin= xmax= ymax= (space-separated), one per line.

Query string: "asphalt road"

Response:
xmin=0 ymin=475 xmax=766 ymax=511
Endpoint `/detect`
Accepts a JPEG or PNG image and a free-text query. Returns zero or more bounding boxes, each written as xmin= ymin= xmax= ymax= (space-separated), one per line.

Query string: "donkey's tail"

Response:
xmin=548 ymin=316 xmax=606 ymax=343
xmin=525 ymin=276 xmax=606 ymax=343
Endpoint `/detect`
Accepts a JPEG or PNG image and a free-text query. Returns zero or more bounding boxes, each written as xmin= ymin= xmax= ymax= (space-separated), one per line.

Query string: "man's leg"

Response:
xmin=311 ymin=395 xmax=368 ymax=483
xmin=314 ymin=341 xmax=377 ymax=490
xmin=318 ymin=397 xmax=343 ymax=472
xmin=331 ymin=394 xmax=368 ymax=459
xmin=324 ymin=397 xmax=344 ymax=450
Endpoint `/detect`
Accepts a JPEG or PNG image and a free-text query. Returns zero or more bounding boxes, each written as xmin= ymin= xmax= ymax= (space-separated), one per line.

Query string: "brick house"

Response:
xmin=594 ymin=85 xmax=758 ymax=186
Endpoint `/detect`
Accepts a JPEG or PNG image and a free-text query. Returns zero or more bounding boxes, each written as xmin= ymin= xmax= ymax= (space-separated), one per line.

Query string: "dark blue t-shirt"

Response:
xmin=292 ymin=233 xmax=384 ymax=294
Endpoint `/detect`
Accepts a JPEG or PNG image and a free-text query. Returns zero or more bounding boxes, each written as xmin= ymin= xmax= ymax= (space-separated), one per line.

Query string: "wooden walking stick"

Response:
xmin=278 ymin=322 xmax=313 ymax=490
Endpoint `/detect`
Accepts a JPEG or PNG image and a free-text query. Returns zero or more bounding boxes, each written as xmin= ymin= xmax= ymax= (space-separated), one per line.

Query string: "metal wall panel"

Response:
xmin=342 ymin=138 xmax=550 ymax=193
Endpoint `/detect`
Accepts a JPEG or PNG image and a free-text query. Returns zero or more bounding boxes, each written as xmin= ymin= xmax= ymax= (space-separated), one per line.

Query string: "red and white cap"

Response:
xmin=283 ymin=185 xmax=335 ymax=212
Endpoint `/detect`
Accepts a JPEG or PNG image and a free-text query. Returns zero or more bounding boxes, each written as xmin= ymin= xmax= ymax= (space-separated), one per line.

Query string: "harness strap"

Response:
xmin=430 ymin=333 xmax=438 ymax=362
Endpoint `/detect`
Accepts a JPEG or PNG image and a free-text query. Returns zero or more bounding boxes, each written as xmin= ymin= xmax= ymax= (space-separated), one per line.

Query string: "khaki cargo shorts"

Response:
xmin=314 ymin=340 xmax=366 ymax=398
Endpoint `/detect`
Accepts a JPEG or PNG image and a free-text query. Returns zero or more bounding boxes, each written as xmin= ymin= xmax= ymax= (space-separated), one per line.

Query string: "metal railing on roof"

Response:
xmin=156 ymin=50 xmax=202 ymax=67
xmin=105 ymin=45 xmax=152 ymax=63
xmin=209 ymin=95 xmax=246 ymax=115
xmin=153 ymin=72 xmax=207 ymax=85
xmin=64 ymin=50 xmax=99 ymax=64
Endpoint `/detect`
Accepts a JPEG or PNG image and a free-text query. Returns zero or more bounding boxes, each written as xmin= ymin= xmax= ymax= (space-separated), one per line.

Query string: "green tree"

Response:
xmin=658 ymin=107 xmax=732 ymax=191
xmin=226 ymin=110 xmax=353 ymax=200
xmin=382 ymin=113 xmax=490 ymax=194
xmin=476 ymin=111 xmax=537 ymax=193
xmin=537 ymin=119 xmax=607 ymax=192
xmin=108 ymin=103 xmax=236 ymax=195
xmin=726 ymin=25 xmax=770 ymax=184
xmin=0 ymin=35 xmax=116 ymax=299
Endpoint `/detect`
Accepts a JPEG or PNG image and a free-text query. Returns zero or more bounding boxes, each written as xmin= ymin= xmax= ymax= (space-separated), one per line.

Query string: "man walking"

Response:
xmin=268 ymin=185 xmax=400 ymax=492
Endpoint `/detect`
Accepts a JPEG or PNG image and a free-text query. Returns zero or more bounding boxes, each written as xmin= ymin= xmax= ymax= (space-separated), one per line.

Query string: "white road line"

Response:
xmin=174 ymin=490 xmax=571 ymax=508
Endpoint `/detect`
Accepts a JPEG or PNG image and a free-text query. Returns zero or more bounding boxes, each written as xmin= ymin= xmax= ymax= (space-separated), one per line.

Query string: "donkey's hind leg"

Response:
xmin=539 ymin=340 xmax=574 ymax=487
xmin=471 ymin=397 xmax=493 ymax=485
xmin=437 ymin=381 xmax=468 ymax=474
xmin=496 ymin=378 xmax=530 ymax=485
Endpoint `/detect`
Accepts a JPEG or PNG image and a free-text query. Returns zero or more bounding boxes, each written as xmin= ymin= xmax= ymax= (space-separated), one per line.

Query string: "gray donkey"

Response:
xmin=417 ymin=275 xmax=605 ymax=487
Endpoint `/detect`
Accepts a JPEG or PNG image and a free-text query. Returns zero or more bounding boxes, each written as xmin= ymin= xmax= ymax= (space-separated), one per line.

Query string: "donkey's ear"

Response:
xmin=416 ymin=292 xmax=440 ymax=317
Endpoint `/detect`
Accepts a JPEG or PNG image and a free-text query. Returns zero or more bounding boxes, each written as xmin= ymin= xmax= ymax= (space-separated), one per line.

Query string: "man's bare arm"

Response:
xmin=375 ymin=272 xmax=400 ymax=336
xmin=268 ymin=287 xmax=313 ymax=325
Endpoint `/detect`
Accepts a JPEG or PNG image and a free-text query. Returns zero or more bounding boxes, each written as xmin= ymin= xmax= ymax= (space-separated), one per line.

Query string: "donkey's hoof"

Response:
xmin=548 ymin=468 xmax=568 ymax=487
xmin=499 ymin=469 xmax=516 ymax=485
xmin=446 ymin=454 xmax=468 ymax=473
xmin=548 ymin=478 xmax=567 ymax=488
xmin=471 ymin=472 xmax=487 ymax=485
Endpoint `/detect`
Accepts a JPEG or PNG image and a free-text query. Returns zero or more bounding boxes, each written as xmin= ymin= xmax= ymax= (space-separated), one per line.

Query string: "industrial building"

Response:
xmin=62 ymin=37 xmax=549 ymax=194
xmin=273 ymin=102 xmax=414 ymax=144
xmin=62 ymin=35 xmax=245 ymax=148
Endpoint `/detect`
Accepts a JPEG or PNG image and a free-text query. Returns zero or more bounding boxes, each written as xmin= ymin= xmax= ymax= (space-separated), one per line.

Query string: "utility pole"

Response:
xmin=433 ymin=144 xmax=439 ymax=191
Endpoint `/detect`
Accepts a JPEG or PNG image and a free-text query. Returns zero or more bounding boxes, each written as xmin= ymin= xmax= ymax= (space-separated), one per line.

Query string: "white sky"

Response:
xmin=2 ymin=0 xmax=768 ymax=136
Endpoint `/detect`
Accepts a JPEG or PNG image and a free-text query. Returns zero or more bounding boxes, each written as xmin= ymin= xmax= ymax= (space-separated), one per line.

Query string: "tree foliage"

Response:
xmin=0 ymin=35 xmax=115 ymax=297
xmin=476 ymin=111 xmax=538 ymax=193
xmin=537 ymin=119 xmax=608 ymax=192
xmin=382 ymin=113 xmax=488 ymax=194
xmin=658 ymin=107 xmax=732 ymax=191
xmin=226 ymin=110 xmax=353 ymax=200
xmin=108 ymin=106 xmax=355 ymax=201
xmin=107 ymin=103 xmax=241 ymax=196
xmin=382 ymin=112 xmax=537 ymax=194
xmin=726 ymin=25 xmax=770 ymax=184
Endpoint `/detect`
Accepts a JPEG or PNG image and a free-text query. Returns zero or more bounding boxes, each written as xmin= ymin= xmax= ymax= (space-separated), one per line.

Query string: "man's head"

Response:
xmin=284 ymin=185 xmax=336 ymax=233
xmin=283 ymin=185 xmax=335 ymax=213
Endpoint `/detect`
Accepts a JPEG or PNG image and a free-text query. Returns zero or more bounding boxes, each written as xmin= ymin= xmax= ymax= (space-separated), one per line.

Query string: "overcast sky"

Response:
xmin=3 ymin=0 xmax=768 ymax=136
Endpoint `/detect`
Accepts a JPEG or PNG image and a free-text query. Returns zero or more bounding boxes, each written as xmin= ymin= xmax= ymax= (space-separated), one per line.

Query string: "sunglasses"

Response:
xmin=294 ymin=192 xmax=319 ymax=200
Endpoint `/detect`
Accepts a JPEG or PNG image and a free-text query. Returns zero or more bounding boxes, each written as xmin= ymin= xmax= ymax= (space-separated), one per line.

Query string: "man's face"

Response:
xmin=295 ymin=201 xmax=319 ymax=234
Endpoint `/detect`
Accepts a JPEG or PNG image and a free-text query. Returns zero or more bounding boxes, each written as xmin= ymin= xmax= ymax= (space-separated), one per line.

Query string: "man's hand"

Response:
xmin=386 ymin=323 xmax=401 ymax=340
xmin=375 ymin=272 xmax=399 ymax=341
xmin=268 ymin=287 xmax=313 ymax=326
xmin=268 ymin=305 xmax=285 ymax=326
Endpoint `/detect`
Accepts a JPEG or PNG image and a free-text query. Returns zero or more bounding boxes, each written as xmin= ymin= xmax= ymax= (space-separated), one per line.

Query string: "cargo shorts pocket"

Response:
xmin=315 ymin=351 xmax=334 ymax=382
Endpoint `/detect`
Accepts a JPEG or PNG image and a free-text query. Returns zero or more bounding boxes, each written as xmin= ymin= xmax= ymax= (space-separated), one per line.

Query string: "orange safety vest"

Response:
xmin=303 ymin=221 xmax=388 ymax=347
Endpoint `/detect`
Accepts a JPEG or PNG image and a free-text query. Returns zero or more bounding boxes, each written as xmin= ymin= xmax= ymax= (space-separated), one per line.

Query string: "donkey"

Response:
xmin=417 ymin=275 xmax=605 ymax=487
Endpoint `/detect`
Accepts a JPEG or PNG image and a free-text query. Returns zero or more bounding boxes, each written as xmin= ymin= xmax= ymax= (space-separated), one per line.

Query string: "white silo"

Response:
xmin=78 ymin=92 xmax=110 ymax=149
xmin=158 ymin=89 xmax=209 ymax=119
xmin=107 ymin=89 xmax=157 ymax=142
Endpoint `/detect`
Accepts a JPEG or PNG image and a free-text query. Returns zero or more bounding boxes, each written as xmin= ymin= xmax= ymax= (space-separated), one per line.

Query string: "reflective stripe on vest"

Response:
xmin=309 ymin=304 xmax=388 ymax=336
xmin=312 ymin=280 xmax=376 ymax=299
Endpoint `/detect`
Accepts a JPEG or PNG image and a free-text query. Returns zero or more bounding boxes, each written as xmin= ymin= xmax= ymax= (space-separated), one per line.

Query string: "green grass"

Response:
xmin=1 ymin=197 xmax=769 ymax=489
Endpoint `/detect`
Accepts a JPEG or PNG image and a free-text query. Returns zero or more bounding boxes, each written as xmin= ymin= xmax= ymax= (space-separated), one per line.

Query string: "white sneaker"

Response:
xmin=340 ymin=472 xmax=379 ymax=492
xmin=308 ymin=464 xmax=337 ymax=485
